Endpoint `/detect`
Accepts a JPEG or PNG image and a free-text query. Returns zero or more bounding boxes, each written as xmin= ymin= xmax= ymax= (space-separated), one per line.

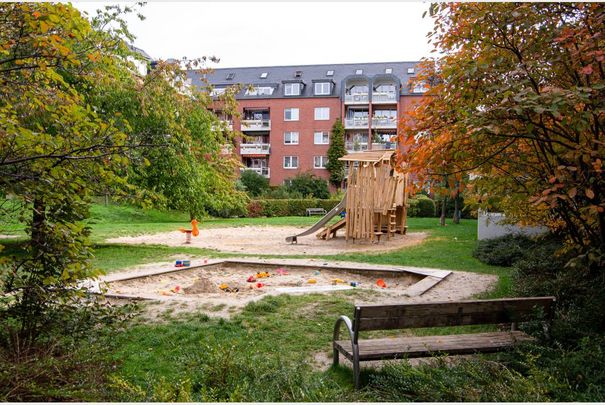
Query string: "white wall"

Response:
xmin=478 ymin=211 xmax=548 ymax=240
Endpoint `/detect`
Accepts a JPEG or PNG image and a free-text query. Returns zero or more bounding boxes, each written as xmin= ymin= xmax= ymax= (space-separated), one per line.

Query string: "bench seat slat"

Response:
xmin=335 ymin=331 xmax=533 ymax=360
xmin=356 ymin=297 xmax=554 ymax=330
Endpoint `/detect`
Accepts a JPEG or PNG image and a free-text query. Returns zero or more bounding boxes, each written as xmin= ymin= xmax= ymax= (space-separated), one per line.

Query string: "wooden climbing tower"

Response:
xmin=338 ymin=150 xmax=408 ymax=242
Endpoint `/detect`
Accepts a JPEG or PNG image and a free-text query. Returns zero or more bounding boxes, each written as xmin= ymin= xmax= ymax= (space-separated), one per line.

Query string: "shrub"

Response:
xmin=261 ymin=186 xmax=303 ymax=199
xmin=408 ymin=194 xmax=436 ymax=217
xmin=246 ymin=200 xmax=263 ymax=218
xmin=239 ymin=170 xmax=269 ymax=197
xmin=473 ymin=234 xmax=535 ymax=266
xmin=285 ymin=173 xmax=329 ymax=199
xmin=248 ymin=199 xmax=341 ymax=217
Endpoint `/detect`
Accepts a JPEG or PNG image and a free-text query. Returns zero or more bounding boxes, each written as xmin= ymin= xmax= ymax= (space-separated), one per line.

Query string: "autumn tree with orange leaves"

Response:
xmin=399 ymin=3 xmax=605 ymax=267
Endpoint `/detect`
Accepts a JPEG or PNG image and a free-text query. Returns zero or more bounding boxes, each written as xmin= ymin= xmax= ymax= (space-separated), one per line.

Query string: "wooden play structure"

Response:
xmin=316 ymin=150 xmax=409 ymax=243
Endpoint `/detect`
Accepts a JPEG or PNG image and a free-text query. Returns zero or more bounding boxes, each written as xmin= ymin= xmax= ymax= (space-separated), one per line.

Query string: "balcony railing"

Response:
xmin=211 ymin=120 xmax=233 ymax=131
xmin=241 ymin=119 xmax=271 ymax=131
xmin=345 ymin=142 xmax=369 ymax=152
xmin=240 ymin=143 xmax=270 ymax=155
xmin=344 ymin=93 xmax=369 ymax=104
xmin=344 ymin=118 xmax=369 ymax=129
xmin=240 ymin=167 xmax=270 ymax=178
xmin=372 ymin=92 xmax=398 ymax=104
xmin=371 ymin=117 xmax=397 ymax=129
xmin=370 ymin=142 xmax=395 ymax=151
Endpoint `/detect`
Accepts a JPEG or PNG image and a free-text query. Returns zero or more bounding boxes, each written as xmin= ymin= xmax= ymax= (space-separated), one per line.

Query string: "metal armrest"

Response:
xmin=333 ymin=315 xmax=354 ymax=343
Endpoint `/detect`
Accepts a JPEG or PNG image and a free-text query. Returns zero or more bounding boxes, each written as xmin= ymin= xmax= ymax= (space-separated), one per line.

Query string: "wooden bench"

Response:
xmin=306 ymin=207 xmax=327 ymax=216
xmin=332 ymin=297 xmax=555 ymax=388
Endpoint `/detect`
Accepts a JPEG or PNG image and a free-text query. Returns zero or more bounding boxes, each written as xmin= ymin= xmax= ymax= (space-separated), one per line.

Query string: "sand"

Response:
xmin=101 ymin=257 xmax=497 ymax=319
xmin=106 ymin=226 xmax=427 ymax=255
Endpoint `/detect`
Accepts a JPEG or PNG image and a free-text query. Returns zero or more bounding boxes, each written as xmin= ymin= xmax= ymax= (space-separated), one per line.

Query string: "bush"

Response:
xmin=239 ymin=170 xmax=269 ymax=197
xmin=408 ymin=194 xmax=436 ymax=217
xmin=261 ymin=186 xmax=303 ymax=199
xmin=249 ymin=199 xmax=341 ymax=217
xmin=285 ymin=173 xmax=329 ymax=199
xmin=473 ymin=234 xmax=535 ymax=266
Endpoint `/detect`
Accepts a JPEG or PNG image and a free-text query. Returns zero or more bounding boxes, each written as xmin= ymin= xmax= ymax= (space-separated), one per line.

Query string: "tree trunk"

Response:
xmin=440 ymin=196 xmax=447 ymax=226
xmin=453 ymin=193 xmax=460 ymax=224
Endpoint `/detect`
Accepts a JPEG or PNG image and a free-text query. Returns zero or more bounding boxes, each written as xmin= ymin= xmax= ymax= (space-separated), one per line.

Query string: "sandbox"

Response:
xmin=102 ymin=259 xmax=451 ymax=307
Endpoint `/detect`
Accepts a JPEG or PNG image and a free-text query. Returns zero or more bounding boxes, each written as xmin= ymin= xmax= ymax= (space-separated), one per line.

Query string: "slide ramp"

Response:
xmin=285 ymin=196 xmax=346 ymax=244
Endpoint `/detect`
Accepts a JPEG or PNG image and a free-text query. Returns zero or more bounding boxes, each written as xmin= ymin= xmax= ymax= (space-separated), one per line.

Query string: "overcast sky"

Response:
xmin=74 ymin=2 xmax=435 ymax=68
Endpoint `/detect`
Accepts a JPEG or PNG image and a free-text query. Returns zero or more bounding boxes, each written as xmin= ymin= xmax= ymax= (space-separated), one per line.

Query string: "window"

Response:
xmin=284 ymin=156 xmax=298 ymax=169
xmin=314 ymin=156 xmax=328 ymax=169
xmin=284 ymin=83 xmax=301 ymax=96
xmin=314 ymin=107 xmax=329 ymax=120
xmin=356 ymin=69 xmax=363 ymax=75
xmin=385 ymin=68 xmax=392 ymax=74
xmin=314 ymin=131 xmax=329 ymax=145
xmin=314 ymin=82 xmax=331 ymax=95
xmin=326 ymin=70 xmax=334 ymax=76
xmin=284 ymin=108 xmax=299 ymax=121
xmin=294 ymin=70 xmax=302 ymax=78
xmin=412 ymin=80 xmax=428 ymax=94
xmin=226 ymin=73 xmax=235 ymax=80
xmin=284 ymin=131 xmax=299 ymax=145
xmin=245 ymin=86 xmax=274 ymax=96
xmin=407 ymin=67 xmax=415 ymax=74
xmin=210 ymin=87 xmax=226 ymax=97
xmin=260 ymin=72 xmax=268 ymax=79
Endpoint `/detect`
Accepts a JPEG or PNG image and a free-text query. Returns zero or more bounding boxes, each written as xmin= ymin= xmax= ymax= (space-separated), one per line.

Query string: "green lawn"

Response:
xmin=1 ymin=203 xmax=524 ymax=400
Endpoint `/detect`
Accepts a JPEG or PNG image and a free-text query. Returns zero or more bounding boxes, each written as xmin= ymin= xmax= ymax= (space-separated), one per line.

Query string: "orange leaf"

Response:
xmin=586 ymin=189 xmax=595 ymax=199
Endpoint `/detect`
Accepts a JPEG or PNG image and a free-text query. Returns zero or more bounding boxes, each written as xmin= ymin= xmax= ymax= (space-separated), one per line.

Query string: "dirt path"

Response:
xmin=106 ymin=226 xmax=427 ymax=255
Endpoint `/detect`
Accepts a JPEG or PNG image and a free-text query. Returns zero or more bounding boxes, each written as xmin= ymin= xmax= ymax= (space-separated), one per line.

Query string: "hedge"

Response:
xmin=247 ymin=199 xmax=341 ymax=217
xmin=408 ymin=195 xmax=436 ymax=217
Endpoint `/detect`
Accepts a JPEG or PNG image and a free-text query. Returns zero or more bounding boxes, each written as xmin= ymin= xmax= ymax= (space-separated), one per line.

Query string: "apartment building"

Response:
xmin=186 ymin=62 xmax=427 ymax=186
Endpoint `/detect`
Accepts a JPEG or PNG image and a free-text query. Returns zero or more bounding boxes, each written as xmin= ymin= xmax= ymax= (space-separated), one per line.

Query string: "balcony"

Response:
xmin=344 ymin=93 xmax=369 ymax=104
xmin=240 ymin=167 xmax=270 ymax=178
xmin=345 ymin=142 xmax=369 ymax=152
xmin=372 ymin=92 xmax=398 ymax=104
xmin=211 ymin=120 xmax=233 ymax=131
xmin=344 ymin=118 xmax=369 ymax=129
xmin=371 ymin=117 xmax=397 ymax=129
xmin=370 ymin=142 xmax=395 ymax=151
xmin=241 ymin=119 xmax=271 ymax=131
xmin=240 ymin=143 xmax=270 ymax=155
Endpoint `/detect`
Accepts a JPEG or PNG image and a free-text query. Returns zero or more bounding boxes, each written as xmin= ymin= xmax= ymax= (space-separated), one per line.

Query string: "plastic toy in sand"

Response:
xmin=179 ymin=219 xmax=200 ymax=244
xmin=175 ymin=260 xmax=190 ymax=267
xmin=256 ymin=271 xmax=270 ymax=279
xmin=376 ymin=279 xmax=387 ymax=288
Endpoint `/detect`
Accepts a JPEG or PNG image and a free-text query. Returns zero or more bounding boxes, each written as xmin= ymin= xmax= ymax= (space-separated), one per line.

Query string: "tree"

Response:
xmin=286 ymin=173 xmax=330 ymax=199
xmin=398 ymin=3 xmax=605 ymax=267
xmin=326 ymin=118 xmax=346 ymax=187
xmin=239 ymin=169 xmax=269 ymax=197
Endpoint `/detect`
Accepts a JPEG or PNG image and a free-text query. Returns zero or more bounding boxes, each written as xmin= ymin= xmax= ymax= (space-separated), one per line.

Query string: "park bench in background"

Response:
xmin=306 ymin=207 xmax=327 ymax=216
xmin=333 ymin=297 xmax=555 ymax=388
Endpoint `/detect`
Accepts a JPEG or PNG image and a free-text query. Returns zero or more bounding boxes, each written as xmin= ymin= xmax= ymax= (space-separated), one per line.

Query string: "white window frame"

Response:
xmin=412 ymin=81 xmax=428 ymax=94
xmin=284 ymin=131 xmax=299 ymax=145
xmin=283 ymin=156 xmax=299 ymax=169
xmin=385 ymin=68 xmax=393 ymax=74
xmin=314 ymin=131 xmax=330 ymax=145
xmin=314 ymin=107 xmax=330 ymax=121
xmin=407 ymin=67 xmax=415 ymax=74
xmin=326 ymin=70 xmax=334 ymax=76
xmin=245 ymin=86 xmax=274 ymax=96
xmin=210 ymin=88 xmax=226 ymax=97
xmin=314 ymin=82 xmax=331 ymax=95
xmin=284 ymin=108 xmax=299 ymax=121
xmin=356 ymin=69 xmax=363 ymax=75
xmin=314 ymin=156 xmax=328 ymax=169
xmin=284 ymin=83 xmax=301 ymax=96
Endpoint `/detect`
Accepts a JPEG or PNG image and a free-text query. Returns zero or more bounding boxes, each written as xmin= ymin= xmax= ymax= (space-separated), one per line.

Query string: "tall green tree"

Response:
xmin=326 ymin=118 xmax=346 ymax=187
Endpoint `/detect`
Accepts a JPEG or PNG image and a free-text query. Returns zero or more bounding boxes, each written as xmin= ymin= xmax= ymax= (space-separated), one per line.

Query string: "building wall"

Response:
xmin=235 ymin=97 xmax=340 ymax=186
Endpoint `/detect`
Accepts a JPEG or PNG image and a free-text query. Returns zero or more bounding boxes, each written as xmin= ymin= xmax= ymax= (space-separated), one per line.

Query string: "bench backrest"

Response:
xmin=352 ymin=297 xmax=555 ymax=337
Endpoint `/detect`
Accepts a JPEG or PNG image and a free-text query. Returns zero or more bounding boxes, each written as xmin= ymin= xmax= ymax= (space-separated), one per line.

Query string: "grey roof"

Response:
xmin=186 ymin=61 xmax=422 ymax=99
xmin=127 ymin=44 xmax=152 ymax=61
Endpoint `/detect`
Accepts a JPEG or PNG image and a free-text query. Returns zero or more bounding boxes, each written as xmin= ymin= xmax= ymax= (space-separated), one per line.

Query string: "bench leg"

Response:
xmin=333 ymin=346 xmax=339 ymax=366
xmin=353 ymin=344 xmax=360 ymax=389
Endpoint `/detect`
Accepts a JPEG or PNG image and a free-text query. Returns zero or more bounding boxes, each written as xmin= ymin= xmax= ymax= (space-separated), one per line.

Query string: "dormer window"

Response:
xmin=314 ymin=82 xmax=331 ymax=96
xmin=245 ymin=86 xmax=275 ymax=96
xmin=407 ymin=68 xmax=415 ymax=74
xmin=294 ymin=70 xmax=302 ymax=78
xmin=412 ymin=80 xmax=428 ymax=94
xmin=284 ymin=82 xmax=301 ymax=96
xmin=260 ymin=72 xmax=268 ymax=79
xmin=326 ymin=70 xmax=334 ymax=76
xmin=355 ymin=69 xmax=363 ymax=75
xmin=385 ymin=68 xmax=392 ymax=74
xmin=226 ymin=73 xmax=235 ymax=80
